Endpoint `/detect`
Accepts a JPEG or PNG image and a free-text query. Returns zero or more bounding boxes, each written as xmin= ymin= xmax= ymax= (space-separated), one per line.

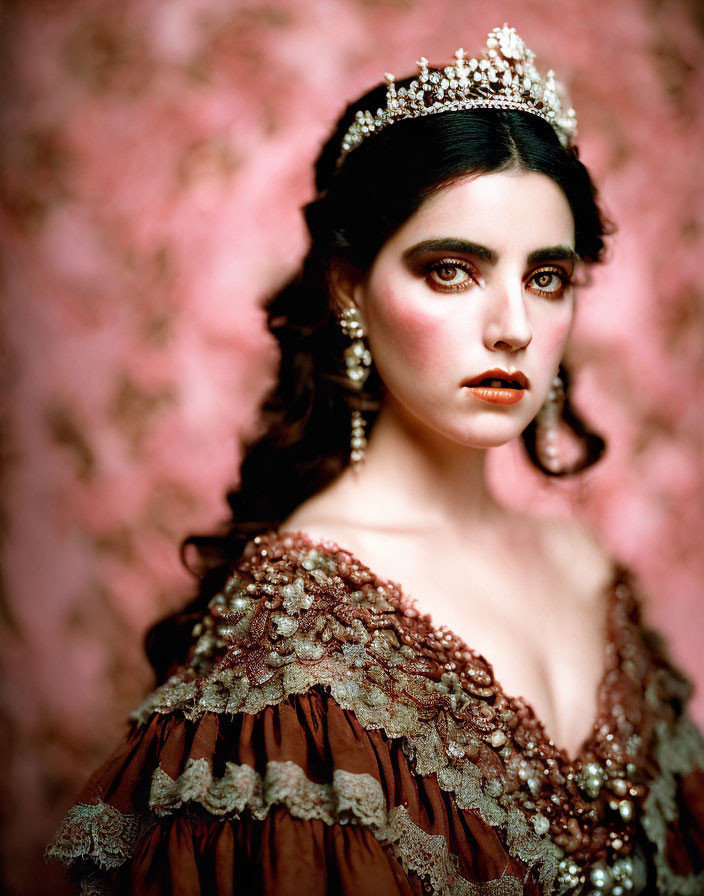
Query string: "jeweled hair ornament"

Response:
xmin=336 ymin=24 xmax=577 ymax=168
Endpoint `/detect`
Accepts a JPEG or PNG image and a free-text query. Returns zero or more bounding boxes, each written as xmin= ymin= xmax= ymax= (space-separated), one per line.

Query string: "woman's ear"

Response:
xmin=327 ymin=258 xmax=367 ymax=324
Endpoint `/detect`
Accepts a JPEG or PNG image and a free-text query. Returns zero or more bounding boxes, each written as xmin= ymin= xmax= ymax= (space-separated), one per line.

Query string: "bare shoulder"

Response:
xmin=537 ymin=514 xmax=616 ymax=604
xmin=278 ymin=504 xmax=367 ymax=555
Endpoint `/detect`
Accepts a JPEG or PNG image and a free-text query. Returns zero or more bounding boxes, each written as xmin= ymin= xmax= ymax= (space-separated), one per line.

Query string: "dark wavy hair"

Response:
xmin=145 ymin=75 xmax=614 ymax=682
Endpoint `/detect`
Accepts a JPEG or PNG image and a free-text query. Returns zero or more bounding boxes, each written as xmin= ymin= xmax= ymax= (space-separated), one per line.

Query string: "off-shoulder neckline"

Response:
xmin=247 ymin=527 xmax=629 ymax=768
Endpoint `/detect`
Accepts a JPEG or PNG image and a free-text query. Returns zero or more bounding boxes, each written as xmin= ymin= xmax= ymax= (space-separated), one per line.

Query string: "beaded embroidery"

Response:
xmin=46 ymin=529 xmax=704 ymax=895
xmin=45 ymin=800 xmax=145 ymax=871
xmin=127 ymin=529 xmax=703 ymax=894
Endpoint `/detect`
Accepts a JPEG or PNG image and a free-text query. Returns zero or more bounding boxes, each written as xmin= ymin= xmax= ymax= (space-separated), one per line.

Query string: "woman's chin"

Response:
xmin=440 ymin=425 xmax=528 ymax=452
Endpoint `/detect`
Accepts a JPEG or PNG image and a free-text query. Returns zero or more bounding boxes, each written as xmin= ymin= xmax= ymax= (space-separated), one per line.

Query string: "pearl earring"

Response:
xmin=337 ymin=307 xmax=372 ymax=466
xmin=536 ymin=374 xmax=565 ymax=473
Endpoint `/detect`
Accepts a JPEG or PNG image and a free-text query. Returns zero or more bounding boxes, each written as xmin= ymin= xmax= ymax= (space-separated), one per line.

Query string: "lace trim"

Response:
xmin=389 ymin=806 xmax=523 ymax=896
xmin=44 ymin=800 xmax=145 ymax=870
xmin=129 ymin=534 xmax=701 ymax=895
xmin=641 ymin=715 xmax=704 ymax=895
xmin=133 ymin=584 xmax=565 ymax=889
xmin=150 ymin=757 xmax=523 ymax=895
xmin=150 ymin=758 xmax=387 ymax=827
xmin=138 ymin=663 xmax=561 ymax=888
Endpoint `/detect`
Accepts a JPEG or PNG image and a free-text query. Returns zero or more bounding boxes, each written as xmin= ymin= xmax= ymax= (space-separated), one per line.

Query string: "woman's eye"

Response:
xmin=426 ymin=260 xmax=474 ymax=291
xmin=528 ymin=268 xmax=571 ymax=297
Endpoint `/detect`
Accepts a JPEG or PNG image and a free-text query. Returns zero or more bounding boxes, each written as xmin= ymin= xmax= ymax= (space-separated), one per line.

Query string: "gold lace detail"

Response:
xmin=641 ymin=715 xmax=704 ymax=895
xmin=389 ymin=806 xmax=523 ymax=896
xmin=150 ymin=757 xmax=523 ymax=895
xmin=45 ymin=800 xmax=145 ymax=870
xmin=150 ymin=758 xmax=388 ymax=827
xmin=130 ymin=534 xmax=610 ymax=891
xmin=135 ymin=604 xmax=562 ymax=888
xmin=127 ymin=532 xmax=703 ymax=895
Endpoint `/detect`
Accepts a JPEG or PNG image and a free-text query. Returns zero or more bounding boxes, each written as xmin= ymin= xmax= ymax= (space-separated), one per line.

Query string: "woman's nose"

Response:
xmin=482 ymin=284 xmax=532 ymax=352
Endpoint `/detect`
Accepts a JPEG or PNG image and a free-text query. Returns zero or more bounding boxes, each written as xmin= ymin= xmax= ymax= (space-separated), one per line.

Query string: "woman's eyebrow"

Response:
xmin=402 ymin=238 xmax=578 ymax=266
xmin=403 ymin=238 xmax=498 ymax=264
xmin=527 ymin=245 xmax=579 ymax=265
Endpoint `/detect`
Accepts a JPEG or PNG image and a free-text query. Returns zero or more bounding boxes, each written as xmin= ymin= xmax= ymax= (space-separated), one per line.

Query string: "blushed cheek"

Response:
xmin=372 ymin=289 xmax=450 ymax=373
xmin=543 ymin=315 xmax=573 ymax=361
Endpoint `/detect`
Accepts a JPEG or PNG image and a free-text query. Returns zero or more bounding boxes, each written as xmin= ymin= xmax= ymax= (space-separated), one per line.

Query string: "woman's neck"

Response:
xmin=330 ymin=399 xmax=505 ymax=537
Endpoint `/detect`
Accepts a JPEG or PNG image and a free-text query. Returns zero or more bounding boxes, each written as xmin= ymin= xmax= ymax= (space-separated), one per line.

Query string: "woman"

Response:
xmin=46 ymin=25 xmax=704 ymax=895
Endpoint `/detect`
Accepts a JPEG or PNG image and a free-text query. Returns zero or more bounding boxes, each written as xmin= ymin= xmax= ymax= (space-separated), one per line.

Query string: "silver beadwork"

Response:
xmin=339 ymin=307 xmax=372 ymax=388
xmin=576 ymin=760 xmax=608 ymax=800
xmin=337 ymin=307 xmax=372 ymax=466
xmin=337 ymin=24 xmax=577 ymax=168
xmin=535 ymin=373 xmax=565 ymax=473
xmin=350 ymin=409 xmax=367 ymax=466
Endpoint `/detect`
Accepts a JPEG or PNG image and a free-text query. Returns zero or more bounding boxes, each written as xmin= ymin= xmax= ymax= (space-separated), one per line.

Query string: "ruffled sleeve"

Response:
xmin=47 ymin=531 xmax=704 ymax=895
xmin=642 ymin=718 xmax=704 ymax=885
xmin=592 ymin=571 xmax=704 ymax=892
xmin=634 ymin=623 xmax=704 ymax=889
xmin=46 ymin=533 xmax=531 ymax=895
xmin=46 ymin=689 xmax=528 ymax=895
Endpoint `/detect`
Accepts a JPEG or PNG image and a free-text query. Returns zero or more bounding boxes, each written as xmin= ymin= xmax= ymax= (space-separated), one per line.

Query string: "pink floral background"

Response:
xmin=1 ymin=1 xmax=703 ymax=894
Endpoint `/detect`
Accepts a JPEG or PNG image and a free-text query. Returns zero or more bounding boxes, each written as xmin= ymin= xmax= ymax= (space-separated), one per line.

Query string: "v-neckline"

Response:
xmin=263 ymin=527 xmax=626 ymax=768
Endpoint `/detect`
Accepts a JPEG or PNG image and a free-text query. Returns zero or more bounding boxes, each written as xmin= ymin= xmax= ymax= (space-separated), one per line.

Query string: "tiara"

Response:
xmin=336 ymin=24 xmax=577 ymax=168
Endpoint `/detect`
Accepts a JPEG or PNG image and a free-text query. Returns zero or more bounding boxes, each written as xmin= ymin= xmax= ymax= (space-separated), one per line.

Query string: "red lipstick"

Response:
xmin=462 ymin=368 xmax=529 ymax=406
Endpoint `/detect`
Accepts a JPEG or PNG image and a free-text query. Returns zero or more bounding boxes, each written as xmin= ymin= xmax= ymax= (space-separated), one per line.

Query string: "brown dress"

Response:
xmin=46 ymin=529 xmax=704 ymax=895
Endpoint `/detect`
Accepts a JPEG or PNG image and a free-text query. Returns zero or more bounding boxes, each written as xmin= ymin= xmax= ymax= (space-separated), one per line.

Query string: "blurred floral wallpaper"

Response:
xmin=1 ymin=1 xmax=703 ymax=893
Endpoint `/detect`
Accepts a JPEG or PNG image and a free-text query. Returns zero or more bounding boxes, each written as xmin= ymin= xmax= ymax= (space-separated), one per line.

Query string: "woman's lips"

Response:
xmin=464 ymin=385 xmax=525 ymax=405
xmin=462 ymin=368 xmax=529 ymax=405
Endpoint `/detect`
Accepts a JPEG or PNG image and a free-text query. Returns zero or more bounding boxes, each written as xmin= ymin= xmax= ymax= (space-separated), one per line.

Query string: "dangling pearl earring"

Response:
xmin=536 ymin=373 xmax=565 ymax=473
xmin=337 ymin=307 xmax=372 ymax=467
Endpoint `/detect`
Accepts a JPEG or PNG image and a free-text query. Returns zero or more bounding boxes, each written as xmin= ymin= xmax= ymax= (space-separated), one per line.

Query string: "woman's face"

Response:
xmin=346 ymin=169 xmax=578 ymax=451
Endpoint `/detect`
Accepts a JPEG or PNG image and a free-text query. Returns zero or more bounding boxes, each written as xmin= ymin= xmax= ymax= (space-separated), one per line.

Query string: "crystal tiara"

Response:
xmin=336 ymin=24 xmax=577 ymax=168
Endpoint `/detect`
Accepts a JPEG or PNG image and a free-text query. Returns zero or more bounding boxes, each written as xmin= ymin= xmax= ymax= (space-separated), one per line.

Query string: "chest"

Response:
xmin=378 ymin=559 xmax=610 ymax=761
